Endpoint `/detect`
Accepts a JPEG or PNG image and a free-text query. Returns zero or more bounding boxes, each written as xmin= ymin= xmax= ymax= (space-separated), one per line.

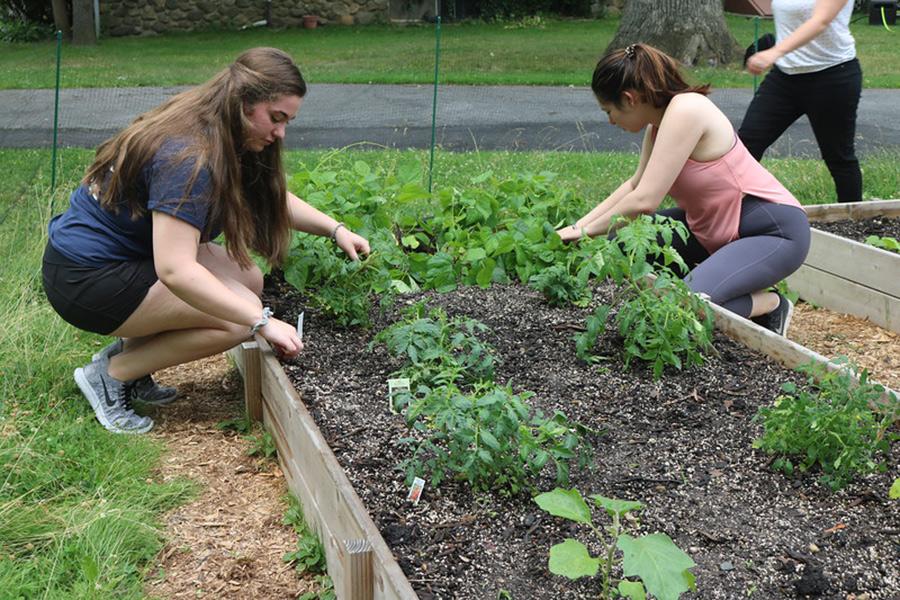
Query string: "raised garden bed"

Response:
xmin=229 ymin=280 xmax=898 ymax=600
xmin=786 ymin=200 xmax=900 ymax=333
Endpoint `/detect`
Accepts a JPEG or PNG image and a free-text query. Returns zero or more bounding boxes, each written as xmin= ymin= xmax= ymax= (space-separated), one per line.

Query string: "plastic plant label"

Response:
xmin=296 ymin=311 xmax=304 ymax=340
xmin=407 ymin=476 xmax=425 ymax=505
xmin=387 ymin=377 xmax=410 ymax=414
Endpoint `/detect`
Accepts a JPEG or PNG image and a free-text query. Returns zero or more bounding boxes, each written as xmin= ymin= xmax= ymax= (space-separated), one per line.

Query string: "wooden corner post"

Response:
xmin=240 ymin=340 xmax=262 ymax=422
xmin=340 ymin=539 xmax=373 ymax=600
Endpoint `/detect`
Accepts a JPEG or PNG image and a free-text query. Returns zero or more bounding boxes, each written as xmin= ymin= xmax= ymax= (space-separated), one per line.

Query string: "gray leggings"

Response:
xmin=656 ymin=196 xmax=810 ymax=317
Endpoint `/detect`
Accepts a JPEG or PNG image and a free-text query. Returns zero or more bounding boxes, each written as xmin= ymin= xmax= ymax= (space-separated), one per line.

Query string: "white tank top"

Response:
xmin=773 ymin=0 xmax=856 ymax=74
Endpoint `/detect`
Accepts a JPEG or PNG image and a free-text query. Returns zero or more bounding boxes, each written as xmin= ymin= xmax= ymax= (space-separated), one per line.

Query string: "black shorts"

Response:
xmin=42 ymin=242 xmax=158 ymax=335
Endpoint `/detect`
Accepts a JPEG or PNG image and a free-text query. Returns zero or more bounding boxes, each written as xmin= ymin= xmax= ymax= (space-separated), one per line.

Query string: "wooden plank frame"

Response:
xmin=228 ymin=335 xmax=418 ymax=600
xmin=227 ymin=296 xmax=896 ymax=599
xmin=786 ymin=199 xmax=900 ymax=333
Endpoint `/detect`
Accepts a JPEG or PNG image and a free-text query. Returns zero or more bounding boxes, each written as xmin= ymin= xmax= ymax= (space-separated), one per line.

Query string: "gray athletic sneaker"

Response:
xmin=93 ymin=339 xmax=178 ymax=405
xmin=753 ymin=293 xmax=794 ymax=337
xmin=74 ymin=361 xmax=154 ymax=434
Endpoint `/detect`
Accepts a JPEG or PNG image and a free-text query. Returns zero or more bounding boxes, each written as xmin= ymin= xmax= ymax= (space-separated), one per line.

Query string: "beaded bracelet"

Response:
xmin=250 ymin=307 xmax=273 ymax=335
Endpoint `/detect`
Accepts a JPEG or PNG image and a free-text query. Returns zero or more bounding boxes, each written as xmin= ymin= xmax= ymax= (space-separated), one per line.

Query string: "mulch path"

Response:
xmin=263 ymin=279 xmax=899 ymax=600
xmin=138 ymin=354 xmax=318 ymax=600
xmin=789 ymin=303 xmax=900 ymax=393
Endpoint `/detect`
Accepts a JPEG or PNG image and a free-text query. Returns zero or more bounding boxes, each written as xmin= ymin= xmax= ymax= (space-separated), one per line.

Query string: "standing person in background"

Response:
xmin=42 ymin=47 xmax=370 ymax=434
xmin=741 ymin=0 xmax=862 ymax=203
xmin=558 ymin=44 xmax=810 ymax=336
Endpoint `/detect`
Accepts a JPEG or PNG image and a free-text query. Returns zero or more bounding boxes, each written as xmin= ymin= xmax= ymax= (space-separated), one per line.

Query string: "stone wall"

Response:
xmin=101 ymin=0 xmax=390 ymax=37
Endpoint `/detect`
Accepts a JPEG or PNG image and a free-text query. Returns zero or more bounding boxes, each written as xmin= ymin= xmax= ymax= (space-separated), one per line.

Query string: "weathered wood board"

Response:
xmin=786 ymin=200 xmax=900 ymax=333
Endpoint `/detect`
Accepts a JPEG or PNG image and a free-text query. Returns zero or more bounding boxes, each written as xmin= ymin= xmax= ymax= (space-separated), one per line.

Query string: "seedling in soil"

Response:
xmin=753 ymin=358 xmax=898 ymax=490
xmin=534 ymin=488 xmax=696 ymax=600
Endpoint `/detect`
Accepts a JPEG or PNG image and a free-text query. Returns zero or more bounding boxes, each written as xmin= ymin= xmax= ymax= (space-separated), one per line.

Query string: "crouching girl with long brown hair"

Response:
xmin=43 ymin=47 xmax=369 ymax=434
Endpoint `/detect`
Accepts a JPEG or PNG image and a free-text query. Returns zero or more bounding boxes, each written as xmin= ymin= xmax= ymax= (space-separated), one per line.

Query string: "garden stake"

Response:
xmin=241 ymin=340 xmax=262 ymax=422
xmin=341 ymin=539 xmax=374 ymax=600
xmin=51 ymin=30 xmax=62 ymax=195
xmin=753 ymin=17 xmax=759 ymax=93
xmin=428 ymin=14 xmax=441 ymax=193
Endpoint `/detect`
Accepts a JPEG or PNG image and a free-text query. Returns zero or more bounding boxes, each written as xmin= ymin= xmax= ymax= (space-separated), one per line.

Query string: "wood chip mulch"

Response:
xmin=789 ymin=302 xmax=900 ymax=392
xmin=139 ymin=354 xmax=318 ymax=600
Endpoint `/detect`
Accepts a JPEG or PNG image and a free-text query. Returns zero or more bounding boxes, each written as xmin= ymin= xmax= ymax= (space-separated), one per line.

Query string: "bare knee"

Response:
xmin=244 ymin=264 xmax=264 ymax=297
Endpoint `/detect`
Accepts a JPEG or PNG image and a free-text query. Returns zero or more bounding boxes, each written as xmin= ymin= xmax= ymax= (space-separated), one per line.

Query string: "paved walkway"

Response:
xmin=1 ymin=84 xmax=898 ymax=155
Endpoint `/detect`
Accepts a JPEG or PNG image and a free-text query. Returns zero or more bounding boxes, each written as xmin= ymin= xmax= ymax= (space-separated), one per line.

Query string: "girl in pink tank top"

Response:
xmin=557 ymin=44 xmax=810 ymax=336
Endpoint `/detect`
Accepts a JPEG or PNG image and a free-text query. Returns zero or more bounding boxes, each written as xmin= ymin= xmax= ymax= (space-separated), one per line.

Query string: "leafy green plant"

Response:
xmin=528 ymin=258 xmax=593 ymax=307
xmin=575 ymin=216 xmax=715 ymax=378
xmin=399 ymin=384 xmax=589 ymax=495
xmin=286 ymin=161 xmax=606 ymax=308
xmin=865 ymin=234 xmax=900 ymax=253
xmin=534 ymin=488 xmax=696 ymax=600
xmin=217 ymin=417 xmax=277 ymax=458
xmin=890 ymin=478 xmax=900 ymax=500
xmin=283 ymin=496 xmax=327 ymax=575
xmin=247 ymin=429 xmax=278 ymax=459
xmin=753 ymin=359 xmax=898 ymax=490
xmin=372 ymin=302 xmax=495 ymax=389
xmin=298 ymin=575 xmax=336 ymax=600
xmin=0 ymin=17 xmax=52 ymax=42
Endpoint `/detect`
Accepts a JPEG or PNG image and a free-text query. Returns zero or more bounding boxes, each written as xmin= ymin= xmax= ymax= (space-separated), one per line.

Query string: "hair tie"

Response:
xmin=625 ymin=44 xmax=636 ymax=58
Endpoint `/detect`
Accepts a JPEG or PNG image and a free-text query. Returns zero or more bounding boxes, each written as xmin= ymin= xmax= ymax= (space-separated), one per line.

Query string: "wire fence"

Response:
xmin=6 ymin=18 xmax=643 ymax=198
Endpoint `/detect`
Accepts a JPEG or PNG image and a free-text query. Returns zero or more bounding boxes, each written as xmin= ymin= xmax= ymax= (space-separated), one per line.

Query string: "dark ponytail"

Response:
xmin=592 ymin=43 xmax=710 ymax=108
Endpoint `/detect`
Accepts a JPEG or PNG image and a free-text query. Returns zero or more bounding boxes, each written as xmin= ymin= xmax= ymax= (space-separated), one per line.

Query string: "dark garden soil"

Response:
xmin=264 ymin=278 xmax=900 ymax=600
xmin=811 ymin=216 xmax=900 ymax=245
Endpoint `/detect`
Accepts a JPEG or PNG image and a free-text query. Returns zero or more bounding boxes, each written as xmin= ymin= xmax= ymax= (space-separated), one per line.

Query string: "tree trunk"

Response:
xmin=607 ymin=0 xmax=740 ymax=66
xmin=72 ymin=0 xmax=97 ymax=45
xmin=50 ymin=0 xmax=71 ymax=40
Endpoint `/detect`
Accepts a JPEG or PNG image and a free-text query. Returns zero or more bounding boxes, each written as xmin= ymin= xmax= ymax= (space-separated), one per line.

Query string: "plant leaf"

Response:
xmin=534 ymin=488 xmax=592 ymax=524
xmin=548 ymin=539 xmax=600 ymax=580
xmin=590 ymin=494 xmax=643 ymax=516
xmin=618 ymin=580 xmax=647 ymax=600
xmin=617 ymin=533 xmax=695 ymax=600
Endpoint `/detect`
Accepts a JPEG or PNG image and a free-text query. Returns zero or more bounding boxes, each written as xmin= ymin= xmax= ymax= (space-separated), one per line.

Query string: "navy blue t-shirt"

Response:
xmin=49 ymin=141 xmax=220 ymax=267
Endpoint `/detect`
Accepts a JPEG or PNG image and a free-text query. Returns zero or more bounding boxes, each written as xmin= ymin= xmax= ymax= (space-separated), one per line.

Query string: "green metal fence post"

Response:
xmin=753 ymin=16 xmax=760 ymax=93
xmin=428 ymin=15 xmax=441 ymax=194
xmin=51 ymin=30 xmax=62 ymax=195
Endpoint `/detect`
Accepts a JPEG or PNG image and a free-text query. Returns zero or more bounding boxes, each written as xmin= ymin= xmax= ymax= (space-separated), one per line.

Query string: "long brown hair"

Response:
xmin=592 ymin=43 xmax=710 ymax=108
xmin=83 ymin=47 xmax=307 ymax=268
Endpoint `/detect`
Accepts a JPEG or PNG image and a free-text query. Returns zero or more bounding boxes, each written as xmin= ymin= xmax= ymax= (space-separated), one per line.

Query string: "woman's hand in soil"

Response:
xmin=556 ymin=224 xmax=586 ymax=243
xmin=335 ymin=227 xmax=371 ymax=261
xmin=259 ymin=318 xmax=304 ymax=358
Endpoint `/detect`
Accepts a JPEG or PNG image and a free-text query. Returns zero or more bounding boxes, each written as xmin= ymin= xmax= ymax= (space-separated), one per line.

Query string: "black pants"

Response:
xmin=738 ymin=59 xmax=862 ymax=203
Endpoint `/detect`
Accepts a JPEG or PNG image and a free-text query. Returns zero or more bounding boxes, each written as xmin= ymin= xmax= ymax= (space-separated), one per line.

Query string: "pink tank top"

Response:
xmin=665 ymin=130 xmax=801 ymax=253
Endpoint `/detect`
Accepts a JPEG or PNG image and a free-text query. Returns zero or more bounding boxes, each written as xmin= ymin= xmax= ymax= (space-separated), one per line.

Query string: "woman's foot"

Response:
xmin=93 ymin=339 xmax=178 ymax=405
xmin=752 ymin=293 xmax=794 ymax=337
xmin=74 ymin=361 xmax=154 ymax=434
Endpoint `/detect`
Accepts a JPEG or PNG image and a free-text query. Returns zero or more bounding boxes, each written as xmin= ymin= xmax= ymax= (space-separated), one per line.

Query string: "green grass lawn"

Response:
xmin=1 ymin=147 xmax=897 ymax=596
xmin=0 ymin=149 xmax=196 ymax=598
xmin=1 ymin=15 xmax=897 ymax=89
